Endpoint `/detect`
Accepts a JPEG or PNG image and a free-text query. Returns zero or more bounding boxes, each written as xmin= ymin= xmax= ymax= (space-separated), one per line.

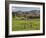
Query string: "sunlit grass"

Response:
xmin=12 ymin=16 xmax=40 ymax=31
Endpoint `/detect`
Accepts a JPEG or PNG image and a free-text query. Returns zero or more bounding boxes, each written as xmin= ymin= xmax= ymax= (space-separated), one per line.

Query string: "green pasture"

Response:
xmin=12 ymin=16 xmax=40 ymax=31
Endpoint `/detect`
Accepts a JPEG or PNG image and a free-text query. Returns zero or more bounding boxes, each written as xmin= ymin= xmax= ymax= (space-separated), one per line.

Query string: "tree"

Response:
xmin=12 ymin=12 xmax=15 ymax=18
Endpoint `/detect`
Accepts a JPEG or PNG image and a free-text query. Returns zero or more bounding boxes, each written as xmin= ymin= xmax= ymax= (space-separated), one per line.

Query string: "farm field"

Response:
xmin=12 ymin=16 xmax=40 ymax=31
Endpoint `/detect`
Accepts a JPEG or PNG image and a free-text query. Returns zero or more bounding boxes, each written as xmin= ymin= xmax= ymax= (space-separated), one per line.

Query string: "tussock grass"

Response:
xmin=12 ymin=17 xmax=40 ymax=31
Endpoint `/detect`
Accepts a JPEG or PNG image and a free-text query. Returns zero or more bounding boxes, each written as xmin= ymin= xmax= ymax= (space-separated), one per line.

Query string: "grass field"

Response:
xmin=12 ymin=16 xmax=40 ymax=31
